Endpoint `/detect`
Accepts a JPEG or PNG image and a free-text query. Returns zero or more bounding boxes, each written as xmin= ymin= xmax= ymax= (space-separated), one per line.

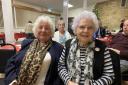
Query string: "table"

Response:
xmin=14 ymin=33 xmax=26 ymax=40
xmin=0 ymin=43 xmax=20 ymax=73
xmin=0 ymin=43 xmax=21 ymax=52
xmin=0 ymin=33 xmax=26 ymax=41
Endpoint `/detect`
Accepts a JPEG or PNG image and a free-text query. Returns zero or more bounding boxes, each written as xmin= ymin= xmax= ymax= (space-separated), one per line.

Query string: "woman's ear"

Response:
xmin=51 ymin=34 xmax=54 ymax=38
xmin=74 ymin=28 xmax=77 ymax=35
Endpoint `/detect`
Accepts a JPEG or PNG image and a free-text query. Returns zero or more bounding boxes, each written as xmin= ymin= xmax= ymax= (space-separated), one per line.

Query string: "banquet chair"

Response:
xmin=122 ymin=70 xmax=128 ymax=81
xmin=0 ymin=44 xmax=16 ymax=74
xmin=0 ymin=38 xmax=5 ymax=46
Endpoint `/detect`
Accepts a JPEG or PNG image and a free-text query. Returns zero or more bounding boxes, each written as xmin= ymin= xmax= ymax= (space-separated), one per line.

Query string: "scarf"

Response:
xmin=67 ymin=37 xmax=94 ymax=84
xmin=17 ymin=39 xmax=53 ymax=85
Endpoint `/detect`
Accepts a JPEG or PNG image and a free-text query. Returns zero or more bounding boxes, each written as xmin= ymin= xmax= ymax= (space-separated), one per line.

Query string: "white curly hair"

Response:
xmin=72 ymin=10 xmax=99 ymax=34
xmin=32 ymin=15 xmax=54 ymax=38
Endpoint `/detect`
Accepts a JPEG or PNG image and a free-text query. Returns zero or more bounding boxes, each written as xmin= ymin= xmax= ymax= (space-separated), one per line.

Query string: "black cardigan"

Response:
xmin=5 ymin=39 xmax=64 ymax=85
xmin=65 ymin=39 xmax=121 ymax=85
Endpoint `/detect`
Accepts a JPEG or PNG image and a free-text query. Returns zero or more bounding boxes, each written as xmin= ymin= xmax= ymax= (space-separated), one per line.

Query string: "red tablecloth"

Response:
xmin=0 ymin=33 xmax=26 ymax=40
xmin=0 ymin=43 xmax=21 ymax=52
xmin=14 ymin=33 xmax=26 ymax=40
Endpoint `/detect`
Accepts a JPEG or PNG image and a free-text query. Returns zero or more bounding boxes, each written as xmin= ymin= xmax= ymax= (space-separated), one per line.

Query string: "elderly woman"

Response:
xmin=5 ymin=16 xmax=64 ymax=85
xmin=58 ymin=11 xmax=118 ymax=85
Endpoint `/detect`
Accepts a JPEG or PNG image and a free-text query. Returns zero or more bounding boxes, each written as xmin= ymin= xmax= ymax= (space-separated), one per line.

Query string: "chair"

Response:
xmin=0 ymin=44 xmax=16 ymax=73
xmin=0 ymin=38 xmax=5 ymax=46
xmin=122 ymin=70 xmax=128 ymax=81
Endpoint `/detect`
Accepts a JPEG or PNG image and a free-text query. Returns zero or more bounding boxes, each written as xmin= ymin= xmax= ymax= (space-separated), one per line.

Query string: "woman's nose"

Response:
xmin=123 ymin=27 xmax=126 ymax=30
xmin=83 ymin=27 xmax=88 ymax=32
xmin=41 ymin=27 xmax=46 ymax=32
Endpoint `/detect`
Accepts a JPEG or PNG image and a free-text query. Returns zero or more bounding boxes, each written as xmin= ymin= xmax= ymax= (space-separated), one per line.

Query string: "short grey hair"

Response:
xmin=32 ymin=15 xmax=54 ymax=37
xmin=72 ymin=10 xmax=99 ymax=33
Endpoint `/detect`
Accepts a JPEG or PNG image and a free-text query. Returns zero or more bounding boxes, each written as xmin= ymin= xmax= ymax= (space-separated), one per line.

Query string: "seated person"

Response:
xmin=108 ymin=19 xmax=128 ymax=84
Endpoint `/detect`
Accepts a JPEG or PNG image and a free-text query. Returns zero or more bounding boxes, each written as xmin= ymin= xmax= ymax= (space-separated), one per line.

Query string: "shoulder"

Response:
xmin=95 ymin=39 xmax=106 ymax=47
xmin=65 ymin=31 xmax=71 ymax=35
xmin=53 ymin=31 xmax=59 ymax=39
xmin=54 ymin=31 xmax=59 ymax=35
xmin=111 ymin=32 xmax=123 ymax=40
xmin=65 ymin=38 xmax=72 ymax=46
xmin=114 ymin=32 xmax=122 ymax=37
xmin=65 ymin=31 xmax=71 ymax=38
xmin=94 ymin=39 xmax=106 ymax=52
xmin=51 ymin=41 xmax=64 ymax=49
xmin=21 ymin=39 xmax=33 ymax=49
xmin=49 ymin=41 xmax=64 ymax=58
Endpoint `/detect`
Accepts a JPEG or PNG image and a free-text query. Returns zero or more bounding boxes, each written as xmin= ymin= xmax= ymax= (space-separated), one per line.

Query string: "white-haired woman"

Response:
xmin=5 ymin=15 xmax=64 ymax=85
xmin=58 ymin=11 xmax=120 ymax=85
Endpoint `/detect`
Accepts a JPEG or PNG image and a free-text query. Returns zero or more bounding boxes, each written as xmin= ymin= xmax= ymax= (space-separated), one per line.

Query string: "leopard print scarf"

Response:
xmin=17 ymin=39 xmax=53 ymax=85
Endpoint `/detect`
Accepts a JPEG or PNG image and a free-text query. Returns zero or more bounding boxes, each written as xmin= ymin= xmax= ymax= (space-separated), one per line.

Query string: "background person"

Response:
xmin=24 ymin=21 xmax=35 ymax=39
xmin=108 ymin=19 xmax=128 ymax=85
xmin=53 ymin=19 xmax=71 ymax=46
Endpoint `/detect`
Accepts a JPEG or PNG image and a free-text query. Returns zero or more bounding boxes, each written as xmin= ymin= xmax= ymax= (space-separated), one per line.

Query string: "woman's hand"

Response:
xmin=11 ymin=82 xmax=17 ymax=85
xmin=67 ymin=80 xmax=78 ymax=85
xmin=108 ymin=48 xmax=120 ymax=54
xmin=9 ymin=80 xmax=17 ymax=85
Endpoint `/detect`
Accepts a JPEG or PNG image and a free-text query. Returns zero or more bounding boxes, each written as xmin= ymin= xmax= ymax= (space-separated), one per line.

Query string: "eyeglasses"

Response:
xmin=78 ymin=25 xmax=94 ymax=30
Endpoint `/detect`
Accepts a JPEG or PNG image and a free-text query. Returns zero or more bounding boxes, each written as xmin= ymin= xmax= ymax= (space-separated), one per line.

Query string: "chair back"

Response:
xmin=0 ymin=38 xmax=5 ymax=46
xmin=0 ymin=44 xmax=16 ymax=73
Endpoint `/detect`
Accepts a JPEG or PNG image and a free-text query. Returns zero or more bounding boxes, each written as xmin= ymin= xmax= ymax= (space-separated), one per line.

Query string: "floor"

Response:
xmin=0 ymin=78 xmax=4 ymax=85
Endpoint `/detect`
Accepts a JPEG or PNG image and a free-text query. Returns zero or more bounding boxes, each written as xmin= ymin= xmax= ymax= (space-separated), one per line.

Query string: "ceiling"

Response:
xmin=17 ymin=0 xmax=108 ymax=13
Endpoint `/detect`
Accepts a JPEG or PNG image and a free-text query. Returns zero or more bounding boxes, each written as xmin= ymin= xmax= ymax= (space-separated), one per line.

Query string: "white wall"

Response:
xmin=0 ymin=1 xmax=59 ymax=33
xmin=68 ymin=8 xmax=84 ymax=17
xmin=15 ymin=8 xmax=42 ymax=27
xmin=68 ymin=5 xmax=95 ymax=18
xmin=14 ymin=1 xmax=57 ymax=30
xmin=0 ymin=5 xmax=4 ymax=27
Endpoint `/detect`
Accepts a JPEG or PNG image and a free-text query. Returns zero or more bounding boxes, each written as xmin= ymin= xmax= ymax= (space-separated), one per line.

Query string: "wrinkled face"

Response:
xmin=58 ymin=21 xmax=65 ymax=33
xmin=36 ymin=21 xmax=52 ymax=43
xmin=123 ymin=20 xmax=128 ymax=35
xmin=75 ymin=18 xmax=95 ymax=44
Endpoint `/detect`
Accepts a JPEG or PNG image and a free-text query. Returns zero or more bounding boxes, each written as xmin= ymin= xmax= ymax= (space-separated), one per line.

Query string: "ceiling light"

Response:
xmin=63 ymin=1 xmax=73 ymax=8
xmin=68 ymin=4 xmax=73 ymax=8
xmin=48 ymin=9 xmax=52 ymax=12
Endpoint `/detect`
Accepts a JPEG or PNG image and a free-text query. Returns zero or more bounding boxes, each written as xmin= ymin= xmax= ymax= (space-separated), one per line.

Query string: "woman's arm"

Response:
xmin=9 ymin=80 xmax=17 ymax=85
xmin=108 ymin=48 xmax=128 ymax=58
xmin=5 ymin=54 xmax=19 ymax=85
xmin=58 ymin=47 xmax=72 ymax=85
xmin=89 ymin=48 xmax=115 ymax=85
xmin=5 ymin=48 xmax=27 ymax=85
